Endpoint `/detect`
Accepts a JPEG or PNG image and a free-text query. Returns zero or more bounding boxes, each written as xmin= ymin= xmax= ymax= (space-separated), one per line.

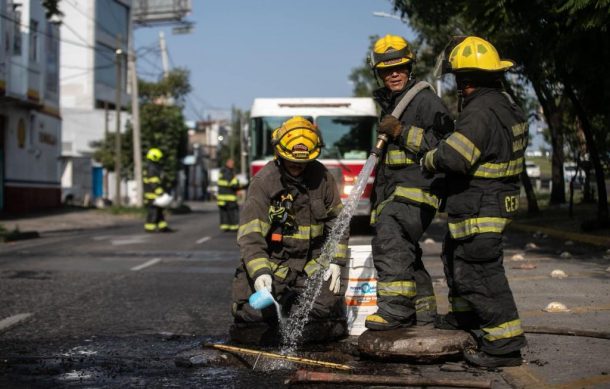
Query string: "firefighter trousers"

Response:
xmin=372 ymin=201 xmax=436 ymax=323
xmin=219 ymin=201 xmax=239 ymax=231
xmin=231 ymin=263 xmax=345 ymax=325
xmin=442 ymin=233 xmax=526 ymax=355
xmin=145 ymin=205 xmax=167 ymax=231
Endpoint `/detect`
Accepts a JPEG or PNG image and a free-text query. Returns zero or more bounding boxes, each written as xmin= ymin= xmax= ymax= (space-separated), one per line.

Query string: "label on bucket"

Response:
xmin=344 ymin=279 xmax=377 ymax=306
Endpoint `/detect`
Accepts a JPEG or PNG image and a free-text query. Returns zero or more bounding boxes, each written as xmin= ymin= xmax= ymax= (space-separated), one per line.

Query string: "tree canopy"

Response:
xmin=93 ymin=69 xmax=191 ymax=188
xmin=386 ymin=0 xmax=608 ymax=224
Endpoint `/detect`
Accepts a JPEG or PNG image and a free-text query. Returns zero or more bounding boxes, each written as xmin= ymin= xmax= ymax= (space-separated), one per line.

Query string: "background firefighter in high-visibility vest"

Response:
xmin=365 ymin=35 xmax=454 ymax=331
xmin=217 ymin=159 xmax=242 ymax=231
xmin=422 ymin=36 xmax=527 ymax=368
xmin=143 ymin=148 xmax=171 ymax=232
xmin=230 ymin=116 xmax=347 ymax=344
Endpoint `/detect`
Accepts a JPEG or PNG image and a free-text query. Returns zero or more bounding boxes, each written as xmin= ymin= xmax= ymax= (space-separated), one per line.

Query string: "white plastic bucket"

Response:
xmin=342 ymin=245 xmax=377 ymax=335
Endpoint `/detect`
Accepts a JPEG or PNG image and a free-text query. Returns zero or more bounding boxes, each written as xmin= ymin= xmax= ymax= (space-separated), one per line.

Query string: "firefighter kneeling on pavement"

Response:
xmin=422 ymin=36 xmax=527 ymax=367
xmin=230 ymin=116 xmax=348 ymax=344
xmin=143 ymin=148 xmax=172 ymax=232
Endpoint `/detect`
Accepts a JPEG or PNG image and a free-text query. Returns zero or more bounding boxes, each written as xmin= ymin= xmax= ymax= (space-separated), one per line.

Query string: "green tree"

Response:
xmin=93 ymin=69 xmax=191 ymax=188
xmin=391 ymin=0 xmax=609 ymax=225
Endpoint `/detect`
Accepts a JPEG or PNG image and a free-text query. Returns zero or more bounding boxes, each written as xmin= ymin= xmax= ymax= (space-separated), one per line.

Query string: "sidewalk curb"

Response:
xmin=0 ymin=231 xmax=40 ymax=243
xmin=509 ymin=222 xmax=610 ymax=248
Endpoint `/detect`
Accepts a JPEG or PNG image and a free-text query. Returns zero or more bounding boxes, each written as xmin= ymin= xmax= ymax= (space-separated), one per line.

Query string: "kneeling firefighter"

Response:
xmin=230 ymin=116 xmax=348 ymax=344
xmin=422 ymin=36 xmax=527 ymax=367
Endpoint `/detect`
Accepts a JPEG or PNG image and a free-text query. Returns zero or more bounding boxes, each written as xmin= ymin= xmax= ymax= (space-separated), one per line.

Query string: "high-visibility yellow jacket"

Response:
xmin=143 ymin=161 xmax=165 ymax=205
xmin=428 ymin=88 xmax=528 ymax=240
xmin=237 ymin=160 xmax=348 ymax=282
xmin=371 ymin=79 xmax=453 ymax=224
xmin=217 ymin=167 xmax=240 ymax=206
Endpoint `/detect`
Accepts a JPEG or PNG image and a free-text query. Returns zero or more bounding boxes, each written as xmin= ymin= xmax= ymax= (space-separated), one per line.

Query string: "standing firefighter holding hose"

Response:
xmin=365 ymin=35 xmax=453 ymax=331
xmin=230 ymin=116 xmax=348 ymax=344
xmin=422 ymin=36 xmax=527 ymax=367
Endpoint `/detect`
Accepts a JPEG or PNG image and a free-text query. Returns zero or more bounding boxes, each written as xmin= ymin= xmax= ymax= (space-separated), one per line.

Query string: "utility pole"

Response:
xmin=240 ymin=113 xmax=247 ymax=176
xmin=128 ymin=13 xmax=143 ymax=207
xmin=104 ymin=101 xmax=109 ymax=199
xmin=129 ymin=46 xmax=143 ymax=207
xmin=114 ymin=36 xmax=124 ymax=206
xmin=159 ymin=31 xmax=170 ymax=78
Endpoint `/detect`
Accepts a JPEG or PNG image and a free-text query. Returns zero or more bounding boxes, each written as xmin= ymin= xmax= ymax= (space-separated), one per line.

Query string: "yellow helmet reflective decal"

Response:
xmin=146 ymin=148 xmax=163 ymax=162
xmin=371 ymin=34 xmax=415 ymax=69
xmin=449 ymin=36 xmax=514 ymax=73
xmin=271 ymin=116 xmax=322 ymax=163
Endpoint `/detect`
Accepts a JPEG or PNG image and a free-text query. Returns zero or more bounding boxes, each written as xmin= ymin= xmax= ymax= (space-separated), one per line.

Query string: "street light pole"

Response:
xmin=114 ymin=35 xmax=123 ymax=206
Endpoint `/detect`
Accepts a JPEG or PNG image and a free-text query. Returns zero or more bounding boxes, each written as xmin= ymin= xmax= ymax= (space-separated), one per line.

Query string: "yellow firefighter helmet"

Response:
xmin=448 ymin=36 xmax=514 ymax=73
xmin=146 ymin=148 xmax=163 ymax=162
xmin=370 ymin=34 xmax=415 ymax=69
xmin=271 ymin=116 xmax=322 ymax=163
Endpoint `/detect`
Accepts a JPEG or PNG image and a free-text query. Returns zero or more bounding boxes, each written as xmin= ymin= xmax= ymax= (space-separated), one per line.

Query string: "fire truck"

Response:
xmin=248 ymin=98 xmax=378 ymax=216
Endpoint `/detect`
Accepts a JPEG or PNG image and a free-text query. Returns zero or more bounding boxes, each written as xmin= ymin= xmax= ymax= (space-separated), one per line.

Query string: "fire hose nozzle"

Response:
xmin=370 ymin=134 xmax=389 ymax=157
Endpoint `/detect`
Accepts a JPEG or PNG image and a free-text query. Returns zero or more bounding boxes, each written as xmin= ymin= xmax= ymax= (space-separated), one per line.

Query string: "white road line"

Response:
xmin=0 ymin=313 xmax=32 ymax=332
xmin=196 ymin=236 xmax=211 ymax=244
xmin=131 ymin=257 xmax=162 ymax=271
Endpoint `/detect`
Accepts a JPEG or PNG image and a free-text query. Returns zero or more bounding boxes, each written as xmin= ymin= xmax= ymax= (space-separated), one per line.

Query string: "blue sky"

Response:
xmin=134 ymin=0 xmax=416 ymax=121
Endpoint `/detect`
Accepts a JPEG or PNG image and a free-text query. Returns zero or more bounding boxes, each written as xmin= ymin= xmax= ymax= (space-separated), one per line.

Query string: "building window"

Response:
xmin=95 ymin=43 xmax=125 ymax=90
xmin=12 ymin=9 xmax=22 ymax=56
xmin=96 ymin=0 xmax=129 ymax=39
xmin=29 ymin=19 xmax=38 ymax=62
xmin=45 ymin=23 xmax=59 ymax=96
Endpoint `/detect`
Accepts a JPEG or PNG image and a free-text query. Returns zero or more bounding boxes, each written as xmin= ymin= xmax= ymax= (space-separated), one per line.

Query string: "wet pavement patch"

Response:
xmin=0 ymin=333 xmax=512 ymax=387
xmin=2 ymin=270 xmax=53 ymax=280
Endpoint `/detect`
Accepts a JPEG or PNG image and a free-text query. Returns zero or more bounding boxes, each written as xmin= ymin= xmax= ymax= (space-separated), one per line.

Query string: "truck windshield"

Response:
xmin=250 ymin=115 xmax=377 ymax=161
xmin=317 ymin=116 xmax=377 ymax=160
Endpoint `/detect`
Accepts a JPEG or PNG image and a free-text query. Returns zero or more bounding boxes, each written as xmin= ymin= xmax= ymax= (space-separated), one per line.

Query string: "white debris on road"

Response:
xmin=551 ymin=269 xmax=568 ymax=279
xmin=511 ymin=253 xmax=525 ymax=261
xmin=560 ymin=251 xmax=572 ymax=259
xmin=544 ymin=302 xmax=570 ymax=313
xmin=525 ymin=242 xmax=538 ymax=250
xmin=564 ymin=240 xmax=574 ymax=246
xmin=423 ymin=238 xmax=436 ymax=245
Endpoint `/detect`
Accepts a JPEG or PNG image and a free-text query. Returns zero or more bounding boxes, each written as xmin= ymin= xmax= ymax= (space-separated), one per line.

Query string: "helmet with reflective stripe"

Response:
xmin=448 ymin=36 xmax=514 ymax=73
xmin=146 ymin=148 xmax=163 ymax=162
xmin=370 ymin=35 xmax=415 ymax=69
xmin=271 ymin=116 xmax=322 ymax=163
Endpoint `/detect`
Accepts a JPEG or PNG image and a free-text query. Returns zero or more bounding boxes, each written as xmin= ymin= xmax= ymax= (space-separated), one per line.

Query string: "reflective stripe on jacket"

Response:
xmin=370 ymin=79 xmax=453 ymax=224
xmin=217 ymin=167 xmax=240 ymax=206
xmin=143 ymin=161 xmax=164 ymax=204
xmin=430 ymin=88 xmax=528 ymax=240
xmin=237 ymin=160 xmax=348 ymax=281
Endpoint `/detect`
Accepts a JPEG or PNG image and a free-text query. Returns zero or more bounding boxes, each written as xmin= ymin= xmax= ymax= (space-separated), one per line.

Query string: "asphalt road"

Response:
xmin=0 ymin=202 xmax=609 ymax=388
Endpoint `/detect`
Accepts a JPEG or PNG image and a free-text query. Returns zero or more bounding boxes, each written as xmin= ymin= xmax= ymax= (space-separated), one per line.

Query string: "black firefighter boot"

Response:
xmin=463 ymin=349 xmax=523 ymax=368
xmin=365 ymin=311 xmax=414 ymax=331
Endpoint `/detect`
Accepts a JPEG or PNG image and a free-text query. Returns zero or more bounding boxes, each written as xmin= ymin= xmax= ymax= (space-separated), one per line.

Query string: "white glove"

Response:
xmin=253 ymin=274 xmax=272 ymax=293
xmin=324 ymin=264 xmax=341 ymax=294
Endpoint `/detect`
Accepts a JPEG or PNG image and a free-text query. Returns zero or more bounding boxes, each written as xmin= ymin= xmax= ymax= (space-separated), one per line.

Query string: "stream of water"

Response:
xmin=276 ymin=153 xmax=379 ymax=360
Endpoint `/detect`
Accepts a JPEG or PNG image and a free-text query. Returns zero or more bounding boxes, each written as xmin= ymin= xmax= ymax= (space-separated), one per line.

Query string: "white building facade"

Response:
xmin=0 ymin=0 xmax=61 ymax=213
xmin=60 ymin=0 xmax=131 ymax=206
